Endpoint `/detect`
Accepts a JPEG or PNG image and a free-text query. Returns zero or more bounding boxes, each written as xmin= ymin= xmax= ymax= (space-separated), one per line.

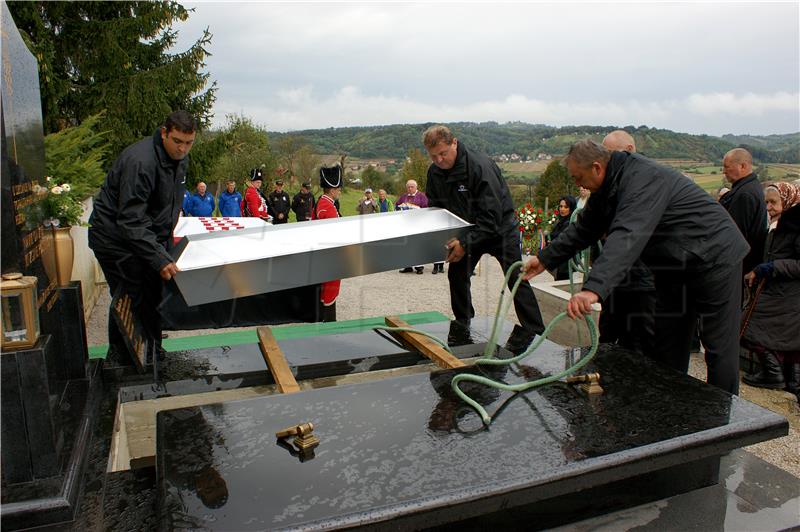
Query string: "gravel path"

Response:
xmin=86 ymin=254 xmax=799 ymax=478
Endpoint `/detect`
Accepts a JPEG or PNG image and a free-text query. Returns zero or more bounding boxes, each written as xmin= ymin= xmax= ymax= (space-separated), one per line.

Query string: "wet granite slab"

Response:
xmin=156 ymin=344 xmax=788 ymax=530
xmin=117 ymin=318 xmax=516 ymax=402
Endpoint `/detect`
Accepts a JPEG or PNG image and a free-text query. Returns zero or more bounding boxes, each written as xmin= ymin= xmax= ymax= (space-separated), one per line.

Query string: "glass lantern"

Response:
xmin=1 ymin=273 xmax=40 ymax=351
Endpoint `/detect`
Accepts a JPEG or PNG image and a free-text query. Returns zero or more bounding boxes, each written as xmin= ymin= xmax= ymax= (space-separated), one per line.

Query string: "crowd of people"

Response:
xmin=90 ymin=111 xmax=799 ymax=402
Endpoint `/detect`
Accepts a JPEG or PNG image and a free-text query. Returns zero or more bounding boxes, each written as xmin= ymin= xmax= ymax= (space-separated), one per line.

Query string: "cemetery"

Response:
xmin=2 ymin=5 xmax=798 ymax=530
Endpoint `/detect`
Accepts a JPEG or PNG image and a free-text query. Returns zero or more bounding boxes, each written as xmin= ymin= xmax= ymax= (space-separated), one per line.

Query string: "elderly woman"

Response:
xmin=741 ymin=182 xmax=800 ymax=396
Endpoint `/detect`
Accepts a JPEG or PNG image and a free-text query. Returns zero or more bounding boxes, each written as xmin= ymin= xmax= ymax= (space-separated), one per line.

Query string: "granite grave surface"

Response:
xmin=156 ymin=343 xmax=788 ymax=530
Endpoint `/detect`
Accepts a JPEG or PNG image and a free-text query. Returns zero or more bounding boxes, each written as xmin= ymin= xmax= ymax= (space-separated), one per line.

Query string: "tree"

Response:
xmin=43 ymin=112 xmax=111 ymax=199
xmin=7 ymin=1 xmax=216 ymax=157
xmin=535 ymin=159 xmax=575 ymax=208
xmin=399 ymin=148 xmax=431 ymax=193
xmin=295 ymin=145 xmax=321 ymax=185
xmin=360 ymin=165 xmax=385 ymax=191
xmin=205 ymin=115 xmax=276 ymax=190
xmin=275 ymin=135 xmax=306 ymax=180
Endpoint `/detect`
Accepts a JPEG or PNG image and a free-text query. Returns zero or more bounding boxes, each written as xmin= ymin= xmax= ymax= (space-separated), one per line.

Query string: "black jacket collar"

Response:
xmin=153 ymin=128 xmax=179 ymax=169
xmin=600 ymin=150 xmax=631 ymax=195
xmin=437 ymin=141 xmax=469 ymax=182
xmin=730 ymin=173 xmax=757 ymax=191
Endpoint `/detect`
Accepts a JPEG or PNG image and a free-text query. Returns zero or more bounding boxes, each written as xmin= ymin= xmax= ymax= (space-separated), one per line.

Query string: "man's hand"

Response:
xmin=566 ymin=290 xmax=599 ymax=320
xmin=520 ymin=257 xmax=546 ymax=280
xmin=744 ymin=270 xmax=756 ymax=287
xmin=160 ymin=262 xmax=179 ymax=281
xmin=445 ymin=238 xmax=465 ymax=263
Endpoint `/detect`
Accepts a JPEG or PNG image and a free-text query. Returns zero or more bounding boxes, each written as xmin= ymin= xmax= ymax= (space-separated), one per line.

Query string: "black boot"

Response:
xmin=784 ymin=361 xmax=800 ymax=394
xmin=743 ymin=350 xmax=785 ymax=389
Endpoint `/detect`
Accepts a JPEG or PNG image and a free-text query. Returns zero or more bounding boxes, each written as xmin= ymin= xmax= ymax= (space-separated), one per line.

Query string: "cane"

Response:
xmin=740 ymin=278 xmax=766 ymax=373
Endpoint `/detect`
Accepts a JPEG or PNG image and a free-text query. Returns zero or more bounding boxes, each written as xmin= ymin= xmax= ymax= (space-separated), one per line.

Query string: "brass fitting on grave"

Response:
xmin=276 ymin=422 xmax=320 ymax=451
xmin=566 ymin=372 xmax=603 ymax=395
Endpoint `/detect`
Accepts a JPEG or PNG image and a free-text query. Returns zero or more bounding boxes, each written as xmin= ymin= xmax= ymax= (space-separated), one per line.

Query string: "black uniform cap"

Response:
xmin=319 ymin=165 xmax=343 ymax=189
xmin=250 ymin=168 xmax=263 ymax=181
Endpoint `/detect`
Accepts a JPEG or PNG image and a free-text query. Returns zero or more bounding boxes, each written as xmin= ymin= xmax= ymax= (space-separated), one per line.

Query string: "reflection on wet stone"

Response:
xmin=156 ymin=344 xmax=787 ymax=530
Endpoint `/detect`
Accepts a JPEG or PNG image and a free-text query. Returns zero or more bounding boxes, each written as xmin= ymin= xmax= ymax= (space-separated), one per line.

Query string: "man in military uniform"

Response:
xmin=315 ymin=166 xmax=343 ymax=322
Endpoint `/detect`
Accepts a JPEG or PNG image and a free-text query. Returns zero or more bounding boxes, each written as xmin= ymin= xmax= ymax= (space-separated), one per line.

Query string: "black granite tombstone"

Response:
xmin=1 ymin=5 xmax=98 ymax=530
xmin=156 ymin=343 xmax=788 ymax=530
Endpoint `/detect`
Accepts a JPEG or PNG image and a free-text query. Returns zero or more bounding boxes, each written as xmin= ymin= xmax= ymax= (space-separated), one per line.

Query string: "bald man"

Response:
xmin=602 ymin=130 xmax=636 ymax=153
xmin=720 ymin=148 xmax=768 ymax=273
xmin=599 ymin=131 xmax=656 ymax=356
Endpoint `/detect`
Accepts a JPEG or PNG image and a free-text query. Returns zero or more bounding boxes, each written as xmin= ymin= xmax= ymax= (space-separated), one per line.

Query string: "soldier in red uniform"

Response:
xmin=315 ymin=165 xmax=343 ymax=322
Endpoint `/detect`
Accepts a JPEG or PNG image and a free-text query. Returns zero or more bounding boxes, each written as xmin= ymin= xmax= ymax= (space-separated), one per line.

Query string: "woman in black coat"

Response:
xmin=741 ymin=182 xmax=800 ymax=396
xmin=548 ymin=195 xmax=577 ymax=281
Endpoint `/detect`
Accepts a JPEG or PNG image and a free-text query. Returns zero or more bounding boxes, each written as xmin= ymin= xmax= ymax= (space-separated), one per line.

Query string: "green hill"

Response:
xmin=270 ymin=122 xmax=799 ymax=163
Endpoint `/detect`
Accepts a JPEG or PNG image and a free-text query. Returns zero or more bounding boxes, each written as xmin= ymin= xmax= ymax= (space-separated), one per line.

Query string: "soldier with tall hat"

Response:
xmin=242 ymin=168 xmax=270 ymax=221
xmin=315 ymin=165 xmax=344 ymax=322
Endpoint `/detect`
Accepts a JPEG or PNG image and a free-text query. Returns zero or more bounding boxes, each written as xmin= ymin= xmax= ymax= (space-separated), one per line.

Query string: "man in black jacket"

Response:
xmin=291 ymin=181 xmax=315 ymax=222
xmin=523 ymin=140 xmax=749 ymax=394
xmin=720 ymin=148 xmax=768 ymax=273
xmin=268 ymin=179 xmax=291 ymax=224
xmin=89 ymin=110 xmax=197 ymax=365
xmin=423 ymin=125 xmax=545 ymax=352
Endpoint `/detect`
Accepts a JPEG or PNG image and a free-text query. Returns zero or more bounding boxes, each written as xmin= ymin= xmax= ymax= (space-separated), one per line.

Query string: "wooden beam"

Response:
xmin=257 ymin=327 xmax=300 ymax=393
xmin=384 ymin=316 xmax=465 ymax=369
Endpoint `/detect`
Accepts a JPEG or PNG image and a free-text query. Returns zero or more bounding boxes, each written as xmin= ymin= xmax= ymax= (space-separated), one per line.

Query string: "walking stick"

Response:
xmin=740 ymin=277 xmax=767 ymax=373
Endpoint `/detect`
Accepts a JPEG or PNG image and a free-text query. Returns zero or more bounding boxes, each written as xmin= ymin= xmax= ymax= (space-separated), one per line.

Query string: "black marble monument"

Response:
xmin=1 ymin=5 xmax=99 ymax=530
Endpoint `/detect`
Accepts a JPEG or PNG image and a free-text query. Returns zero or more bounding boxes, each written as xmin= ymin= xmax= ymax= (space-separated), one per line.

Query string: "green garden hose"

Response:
xmin=374 ymin=260 xmax=600 ymax=426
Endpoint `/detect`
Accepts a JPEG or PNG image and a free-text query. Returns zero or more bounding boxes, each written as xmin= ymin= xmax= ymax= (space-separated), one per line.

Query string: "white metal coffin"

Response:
xmin=171 ymin=208 xmax=472 ymax=306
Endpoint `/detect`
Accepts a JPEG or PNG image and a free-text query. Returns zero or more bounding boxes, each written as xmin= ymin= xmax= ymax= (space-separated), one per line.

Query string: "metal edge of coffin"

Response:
xmin=171 ymin=208 xmax=472 ymax=307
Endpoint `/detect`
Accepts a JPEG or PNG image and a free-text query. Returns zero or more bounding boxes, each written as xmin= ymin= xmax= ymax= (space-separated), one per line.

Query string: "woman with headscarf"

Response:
xmin=547 ymin=195 xmax=577 ymax=281
xmin=741 ymin=181 xmax=800 ymax=398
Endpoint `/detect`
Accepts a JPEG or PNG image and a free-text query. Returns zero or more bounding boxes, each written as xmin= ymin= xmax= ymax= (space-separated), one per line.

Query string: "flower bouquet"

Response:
xmin=516 ymin=203 xmax=546 ymax=255
xmin=26 ymin=178 xmax=85 ymax=228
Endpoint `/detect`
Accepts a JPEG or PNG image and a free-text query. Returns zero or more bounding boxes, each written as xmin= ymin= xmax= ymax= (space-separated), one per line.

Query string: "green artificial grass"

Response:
xmin=88 ymin=310 xmax=449 ymax=359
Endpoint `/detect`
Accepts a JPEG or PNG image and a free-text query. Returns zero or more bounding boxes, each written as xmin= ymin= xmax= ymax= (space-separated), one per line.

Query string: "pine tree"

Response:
xmin=44 ymin=112 xmax=111 ymax=199
xmin=7 ymin=1 xmax=216 ymax=156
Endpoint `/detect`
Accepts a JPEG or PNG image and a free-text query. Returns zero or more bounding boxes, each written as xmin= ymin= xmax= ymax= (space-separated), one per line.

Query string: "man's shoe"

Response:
xmin=743 ymin=350 xmax=785 ymax=389
xmin=504 ymin=326 xmax=536 ymax=356
xmin=431 ymin=267 xmax=438 ymax=274
xmin=399 ymin=267 xmax=413 ymax=273
xmin=415 ymin=267 xmax=424 ymax=274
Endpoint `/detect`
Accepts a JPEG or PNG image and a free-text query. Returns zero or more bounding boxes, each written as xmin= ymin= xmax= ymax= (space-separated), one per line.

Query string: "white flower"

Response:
xmin=45 ymin=176 xmax=52 ymax=182
xmin=51 ymin=186 xmax=63 ymax=195
xmin=62 ymin=184 xmax=71 ymax=192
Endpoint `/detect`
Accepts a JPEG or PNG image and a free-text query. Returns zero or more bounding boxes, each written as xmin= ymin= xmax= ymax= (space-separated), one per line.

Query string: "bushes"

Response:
xmin=43 ymin=112 xmax=110 ymax=199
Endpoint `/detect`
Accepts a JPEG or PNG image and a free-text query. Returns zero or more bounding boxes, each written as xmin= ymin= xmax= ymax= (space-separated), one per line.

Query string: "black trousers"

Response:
xmin=652 ymin=262 xmax=742 ymax=394
xmin=447 ymin=232 xmax=545 ymax=335
xmin=599 ymin=288 xmax=657 ymax=356
xmin=91 ymin=247 xmax=164 ymax=360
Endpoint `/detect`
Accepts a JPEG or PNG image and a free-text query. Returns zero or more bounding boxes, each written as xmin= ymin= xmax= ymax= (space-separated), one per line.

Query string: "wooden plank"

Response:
xmin=257 ymin=327 xmax=300 ymax=394
xmin=384 ymin=316 xmax=466 ymax=369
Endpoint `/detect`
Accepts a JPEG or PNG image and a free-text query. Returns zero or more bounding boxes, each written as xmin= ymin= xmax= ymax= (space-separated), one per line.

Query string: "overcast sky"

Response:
xmin=173 ymin=1 xmax=800 ymax=136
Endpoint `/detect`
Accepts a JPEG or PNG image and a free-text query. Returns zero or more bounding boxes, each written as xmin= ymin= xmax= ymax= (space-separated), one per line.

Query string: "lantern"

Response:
xmin=1 ymin=273 xmax=40 ymax=351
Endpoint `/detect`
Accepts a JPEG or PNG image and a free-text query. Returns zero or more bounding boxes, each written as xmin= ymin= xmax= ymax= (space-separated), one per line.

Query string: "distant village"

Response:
xmin=491 ymin=152 xmax=553 ymax=163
